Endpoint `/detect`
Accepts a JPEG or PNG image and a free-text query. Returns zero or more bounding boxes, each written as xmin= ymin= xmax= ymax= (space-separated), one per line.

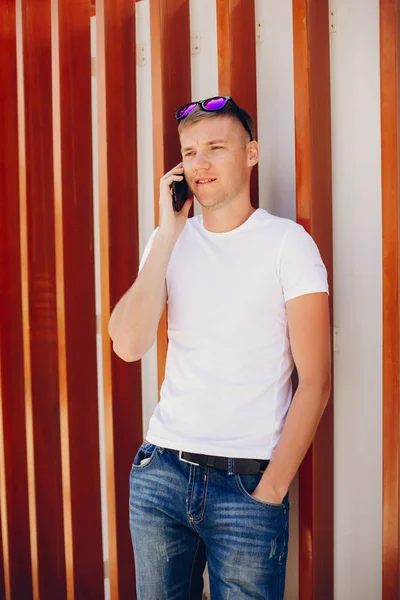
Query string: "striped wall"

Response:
xmin=0 ymin=1 xmax=398 ymax=599
xmin=380 ymin=0 xmax=400 ymax=597
xmin=0 ymin=1 xmax=142 ymax=598
xmin=330 ymin=1 xmax=383 ymax=598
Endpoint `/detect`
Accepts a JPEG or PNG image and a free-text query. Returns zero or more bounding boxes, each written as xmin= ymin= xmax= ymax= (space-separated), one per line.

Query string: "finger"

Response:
xmin=162 ymin=165 xmax=184 ymax=180
xmin=162 ymin=174 xmax=184 ymax=187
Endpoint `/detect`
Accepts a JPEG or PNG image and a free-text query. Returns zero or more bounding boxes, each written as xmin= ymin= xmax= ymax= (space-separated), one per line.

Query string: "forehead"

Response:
xmin=179 ymin=116 xmax=243 ymax=148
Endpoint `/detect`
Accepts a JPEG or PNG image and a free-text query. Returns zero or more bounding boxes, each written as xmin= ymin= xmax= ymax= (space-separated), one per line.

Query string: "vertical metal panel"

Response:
xmin=149 ymin=0 xmax=167 ymax=392
xmin=0 ymin=2 xmax=33 ymax=598
xmin=51 ymin=0 xmax=104 ymax=598
xmin=0 ymin=356 xmax=11 ymax=600
xmin=0 ymin=357 xmax=10 ymax=600
xmin=96 ymin=1 xmax=141 ymax=597
xmin=380 ymin=1 xmax=400 ymax=597
xmin=15 ymin=0 xmax=39 ymax=596
xmin=17 ymin=0 xmax=67 ymax=597
xmin=292 ymin=1 xmax=334 ymax=598
xmin=159 ymin=0 xmax=191 ymax=173
xmin=51 ymin=2 xmax=74 ymax=595
xmin=149 ymin=0 xmax=191 ymax=391
xmin=0 ymin=514 xmax=6 ymax=600
xmin=216 ymin=0 xmax=258 ymax=208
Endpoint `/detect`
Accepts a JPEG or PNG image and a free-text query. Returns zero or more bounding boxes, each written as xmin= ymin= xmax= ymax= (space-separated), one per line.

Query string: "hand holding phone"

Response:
xmin=171 ymin=176 xmax=190 ymax=212
xmin=158 ymin=163 xmax=193 ymax=239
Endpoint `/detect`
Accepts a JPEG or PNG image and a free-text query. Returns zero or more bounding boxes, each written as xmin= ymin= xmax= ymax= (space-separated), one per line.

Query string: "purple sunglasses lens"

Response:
xmin=203 ymin=97 xmax=228 ymax=111
xmin=177 ymin=103 xmax=198 ymax=119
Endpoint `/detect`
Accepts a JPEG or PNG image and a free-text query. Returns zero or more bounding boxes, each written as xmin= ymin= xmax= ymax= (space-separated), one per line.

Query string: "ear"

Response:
xmin=247 ymin=140 xmax=259 ymax=167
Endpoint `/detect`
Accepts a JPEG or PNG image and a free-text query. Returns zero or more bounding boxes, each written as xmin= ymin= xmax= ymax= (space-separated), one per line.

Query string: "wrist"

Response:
xmin=260 ymin=470 xmax=288 ymax=499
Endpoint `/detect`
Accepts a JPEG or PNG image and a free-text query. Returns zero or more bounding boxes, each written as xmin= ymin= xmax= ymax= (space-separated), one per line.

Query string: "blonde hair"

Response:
xmin=177 ymin=103 xmax=255 ymax=143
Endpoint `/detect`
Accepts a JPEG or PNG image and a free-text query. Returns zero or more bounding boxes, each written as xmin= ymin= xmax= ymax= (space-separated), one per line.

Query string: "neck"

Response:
xmin=201 ymin=202 xmax=256 ymax=233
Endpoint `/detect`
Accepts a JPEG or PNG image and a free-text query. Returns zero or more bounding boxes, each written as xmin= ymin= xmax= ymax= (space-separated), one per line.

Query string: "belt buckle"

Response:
xmin=179 ymin=450 xmax=200 ymax=466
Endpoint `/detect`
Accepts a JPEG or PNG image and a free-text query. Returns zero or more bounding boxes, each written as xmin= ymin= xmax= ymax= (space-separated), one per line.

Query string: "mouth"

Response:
xmin=195 ymin=177 xmax=217 ymax=186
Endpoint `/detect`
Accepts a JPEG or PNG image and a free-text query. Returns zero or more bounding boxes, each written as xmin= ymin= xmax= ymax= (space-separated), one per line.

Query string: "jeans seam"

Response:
xmin=187 ymin=465 xmax=195 ymax=519
xmin=194 ymin=469 xmax=209 ymax=522
xmin=279 ymin=502 xmax=289 ymax=565
xmin=188 ymin=536 xmax=202 ymax=599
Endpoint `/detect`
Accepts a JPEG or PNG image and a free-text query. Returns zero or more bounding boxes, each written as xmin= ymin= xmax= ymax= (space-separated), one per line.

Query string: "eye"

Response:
xmin=184 ymin=151 xmax=195 ymax=157
xmin=211 ymin=145 xmax=222 ymax=150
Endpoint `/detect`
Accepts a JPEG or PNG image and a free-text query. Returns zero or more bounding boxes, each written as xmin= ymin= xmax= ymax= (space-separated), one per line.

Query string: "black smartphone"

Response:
xmin=171 ymin=176 xmax=190 ymax=212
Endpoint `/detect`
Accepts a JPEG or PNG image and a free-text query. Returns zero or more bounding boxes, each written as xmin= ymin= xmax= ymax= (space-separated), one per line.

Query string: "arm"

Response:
xmin=108 ymin=231 xmax=174 ymax=362
xmin=253 ymin=291 xmax=331 ymax=504
xmin=108 ymin=163 xmax=193 ymax=362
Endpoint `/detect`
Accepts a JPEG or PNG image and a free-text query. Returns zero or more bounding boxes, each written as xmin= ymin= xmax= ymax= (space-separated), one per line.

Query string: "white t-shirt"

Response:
xmin=139 ymin=208 xmax=329 ymax=459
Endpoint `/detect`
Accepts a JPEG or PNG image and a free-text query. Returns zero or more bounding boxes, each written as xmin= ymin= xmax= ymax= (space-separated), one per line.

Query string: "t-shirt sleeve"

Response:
xmin=138 ymin=227 xmax=159 ymax=273
xmin=278 ymin=224 xmax=329 ymax=302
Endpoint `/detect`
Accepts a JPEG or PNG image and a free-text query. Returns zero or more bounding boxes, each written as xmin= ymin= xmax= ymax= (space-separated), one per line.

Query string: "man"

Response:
xmin=109 ymin=96 xmax=331 ymax=599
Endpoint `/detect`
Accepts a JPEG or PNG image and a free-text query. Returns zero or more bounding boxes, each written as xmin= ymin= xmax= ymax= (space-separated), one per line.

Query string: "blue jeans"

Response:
xmin=129 ymin=443 xmax=289 ymax=599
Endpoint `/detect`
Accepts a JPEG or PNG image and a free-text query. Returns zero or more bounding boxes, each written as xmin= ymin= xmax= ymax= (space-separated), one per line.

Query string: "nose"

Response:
xmin=193 ymin=150 xmax=211 ymax=171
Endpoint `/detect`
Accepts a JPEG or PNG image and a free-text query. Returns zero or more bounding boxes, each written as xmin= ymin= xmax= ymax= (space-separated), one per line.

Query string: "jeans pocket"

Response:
xmin=131 ymin=442 xmax=158 ymax=471
xmin=235 ymin=473 xmax=285 ymax=510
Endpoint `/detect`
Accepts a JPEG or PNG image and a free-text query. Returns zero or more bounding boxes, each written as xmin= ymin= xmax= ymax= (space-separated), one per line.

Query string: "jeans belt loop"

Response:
xmin=206 ymin=455 xmax=216 ymax=468
xmin=228 ymin=457 xmax=234 ymax=475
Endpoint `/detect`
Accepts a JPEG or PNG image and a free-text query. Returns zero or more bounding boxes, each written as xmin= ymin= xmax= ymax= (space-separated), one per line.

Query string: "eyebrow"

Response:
xmin=181 ymin=139 xmax=228 ymax=152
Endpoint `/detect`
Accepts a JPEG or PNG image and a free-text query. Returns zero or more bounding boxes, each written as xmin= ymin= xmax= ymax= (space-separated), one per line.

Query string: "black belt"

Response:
xmin=169 ymin=449 xmax=269 ymax=475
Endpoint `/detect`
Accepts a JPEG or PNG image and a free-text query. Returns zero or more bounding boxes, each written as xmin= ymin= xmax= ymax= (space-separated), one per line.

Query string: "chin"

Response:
xmin=198 ymin=200 xmax=219 ymax=210
xmin=197 ymin=193 xmax=223 ymax=206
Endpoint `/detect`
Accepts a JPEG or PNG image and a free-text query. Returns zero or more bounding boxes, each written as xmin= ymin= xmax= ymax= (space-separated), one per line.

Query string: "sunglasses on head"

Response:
xmin=175 ymin=96 xmax=254 ymax=142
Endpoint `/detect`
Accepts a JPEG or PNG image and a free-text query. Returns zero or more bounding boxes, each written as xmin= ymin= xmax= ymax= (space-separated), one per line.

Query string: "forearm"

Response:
xmin=260 ymin=379 xmax=331 ymax=498
xmin=108 ymin=230 xmax=177 ymax=361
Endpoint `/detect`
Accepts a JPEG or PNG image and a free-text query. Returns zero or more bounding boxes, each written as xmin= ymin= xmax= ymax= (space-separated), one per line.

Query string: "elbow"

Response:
xmin=111 ymin=331 xmax=154 ymax=362
xmin=323 ymin=369 xmax=332 ymax=398
xmin=298 ymin=373 xmax=332 ymax=408
xmin=108 ymin=312 xmax=118 ymax=342
xmin=112 ymin=342 xmax=141 ymax=362
xmin=321 ymin=380 xmax=331 ymax=409
xmin=320 ymin=375 xmax=332 ymax=408
xmin=108 ymin=318 xmax=139 ymax=361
